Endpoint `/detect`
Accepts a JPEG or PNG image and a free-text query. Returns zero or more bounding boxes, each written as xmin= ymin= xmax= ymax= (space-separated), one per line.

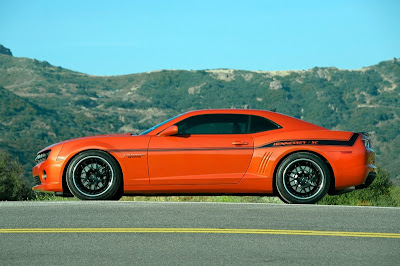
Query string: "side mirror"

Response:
xmin=158 ymin=125 xmax=178 ymax=137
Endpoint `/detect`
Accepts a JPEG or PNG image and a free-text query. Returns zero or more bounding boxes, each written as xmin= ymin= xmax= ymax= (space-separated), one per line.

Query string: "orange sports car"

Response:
xmin=32 ymin=109 xmax=376 ymax=204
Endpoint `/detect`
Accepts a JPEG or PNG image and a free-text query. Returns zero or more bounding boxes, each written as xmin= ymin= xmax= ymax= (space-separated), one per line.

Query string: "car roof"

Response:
xmin=147 ymin=109 xmax=326 ymax=135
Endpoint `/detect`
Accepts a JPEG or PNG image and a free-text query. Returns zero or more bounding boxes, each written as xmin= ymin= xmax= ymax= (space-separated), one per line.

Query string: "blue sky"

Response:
xmin=0 ymin=0 xmax=399 ymax=75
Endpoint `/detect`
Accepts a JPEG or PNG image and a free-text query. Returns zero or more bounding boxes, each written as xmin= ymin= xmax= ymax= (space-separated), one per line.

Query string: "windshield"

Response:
xmin=139 ymin=114 xmax=182 ymax=135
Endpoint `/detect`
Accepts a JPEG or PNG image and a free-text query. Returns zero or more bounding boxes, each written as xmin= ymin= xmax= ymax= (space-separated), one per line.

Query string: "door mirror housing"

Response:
xmin=158 ymin=125 xmax=178 ymax=137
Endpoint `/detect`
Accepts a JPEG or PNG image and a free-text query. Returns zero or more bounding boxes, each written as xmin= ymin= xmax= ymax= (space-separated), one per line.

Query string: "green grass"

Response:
xmin=32 ymin=193 xmax=283 ymax=203
xmin=120 ymin=195 xmax=283 ymax=203
xmin=32 ymin=192 xmax=78 ymax=201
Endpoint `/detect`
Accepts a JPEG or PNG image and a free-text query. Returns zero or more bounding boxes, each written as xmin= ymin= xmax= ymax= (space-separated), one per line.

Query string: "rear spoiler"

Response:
xmin=358 ymin=132 xmax=370 ymax=137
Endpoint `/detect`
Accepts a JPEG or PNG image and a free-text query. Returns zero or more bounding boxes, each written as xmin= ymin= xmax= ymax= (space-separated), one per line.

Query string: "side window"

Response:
xmin=176 ymin=114 xmax=249 ymax=135
xmin=249 ymin=115 xmax=281 ymax=133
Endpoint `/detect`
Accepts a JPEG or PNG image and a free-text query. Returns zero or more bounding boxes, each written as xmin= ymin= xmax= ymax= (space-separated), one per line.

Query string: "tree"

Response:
xmin=0 ymin=151 xmax=33 ymax=200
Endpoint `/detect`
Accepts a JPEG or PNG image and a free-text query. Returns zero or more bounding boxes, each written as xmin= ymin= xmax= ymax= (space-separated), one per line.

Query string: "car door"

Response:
xmin=148 ymin=114 xmax=254 ymax=185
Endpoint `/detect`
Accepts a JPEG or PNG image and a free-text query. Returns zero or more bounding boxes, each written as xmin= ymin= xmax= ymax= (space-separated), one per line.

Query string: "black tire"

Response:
xmin=276 ymin=152 xmax=330 ymax=204
xmin=66 ymin=150 xmax=122 ymax=200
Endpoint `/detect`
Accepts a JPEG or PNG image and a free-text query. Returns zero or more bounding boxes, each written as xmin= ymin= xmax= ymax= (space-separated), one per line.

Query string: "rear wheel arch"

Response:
xmin=272 ymin=150 xmax=335 ymax=199
xmin=62 ymin=149 xmax=124 ymax=199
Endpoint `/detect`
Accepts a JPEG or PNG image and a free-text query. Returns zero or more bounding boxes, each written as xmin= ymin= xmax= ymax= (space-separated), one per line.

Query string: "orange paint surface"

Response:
xmin=32 ymin=109 xmax=376 ymax=196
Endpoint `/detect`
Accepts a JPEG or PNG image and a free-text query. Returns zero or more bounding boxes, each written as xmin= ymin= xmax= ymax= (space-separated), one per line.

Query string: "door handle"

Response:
xmin=232 ymin=141 xmax=248 ymax=145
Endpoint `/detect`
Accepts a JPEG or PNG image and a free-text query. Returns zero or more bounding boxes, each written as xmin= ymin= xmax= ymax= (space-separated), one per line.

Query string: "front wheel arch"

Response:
xmin=62 ymin=149 xmax=123 ymax=199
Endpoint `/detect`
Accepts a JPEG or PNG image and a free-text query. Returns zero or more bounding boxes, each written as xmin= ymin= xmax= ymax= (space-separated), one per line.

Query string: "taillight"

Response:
xmin=359 ymin=132 xmax=372 ymax=149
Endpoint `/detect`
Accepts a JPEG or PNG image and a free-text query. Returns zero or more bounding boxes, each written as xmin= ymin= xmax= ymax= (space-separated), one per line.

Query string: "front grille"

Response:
xmin=33 ymin=176 xmax=41 ymax=186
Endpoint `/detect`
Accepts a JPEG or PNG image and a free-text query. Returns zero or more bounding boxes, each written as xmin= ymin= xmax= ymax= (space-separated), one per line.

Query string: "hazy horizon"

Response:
xmin=1 ymin=0 xmax=399 ymax=75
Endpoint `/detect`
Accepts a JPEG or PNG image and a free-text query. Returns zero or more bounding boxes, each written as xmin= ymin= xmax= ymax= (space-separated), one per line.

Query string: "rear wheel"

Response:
xmin=276 ymin=152 xmax=330 ymax=204
xmin=66 ymin=150 xmax=122 ymax=200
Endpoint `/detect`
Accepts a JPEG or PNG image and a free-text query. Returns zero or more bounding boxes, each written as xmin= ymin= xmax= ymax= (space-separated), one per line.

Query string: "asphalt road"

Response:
xmin=0 ymin=201 xmax=399 ymax=265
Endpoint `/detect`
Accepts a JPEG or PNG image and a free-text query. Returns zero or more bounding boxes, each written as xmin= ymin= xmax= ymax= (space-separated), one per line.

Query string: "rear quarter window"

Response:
xmin=249 ymin=115 xmax=281 ymax=133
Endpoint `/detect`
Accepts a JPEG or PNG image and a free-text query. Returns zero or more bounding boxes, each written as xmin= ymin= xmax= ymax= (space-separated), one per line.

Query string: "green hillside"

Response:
xmin=0 ymin=47 xmax=399 ymax=186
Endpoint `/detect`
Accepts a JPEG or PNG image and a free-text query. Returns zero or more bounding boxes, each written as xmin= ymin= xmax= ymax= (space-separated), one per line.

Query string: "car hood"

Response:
xmin=37 ymin=133 xmax=135 ymax=154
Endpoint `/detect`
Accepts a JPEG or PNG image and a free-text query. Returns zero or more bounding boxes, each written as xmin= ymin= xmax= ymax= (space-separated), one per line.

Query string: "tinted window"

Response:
xmin=139 ymin=114 xmax=182 ymax=135
xmin=176 ymin=114 xmax=249 ymax=135
xmin=249 ymin=115 xmax=281 ymax=133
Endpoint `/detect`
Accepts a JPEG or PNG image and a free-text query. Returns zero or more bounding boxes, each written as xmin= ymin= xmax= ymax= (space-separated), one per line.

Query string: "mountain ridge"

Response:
xmin=0 ymin=48 xmax=399 ymax=186
xmin=0 ymin=45 xmax=12 ymax=56
xmin=2 ymin=43 xmax=394 ymax=76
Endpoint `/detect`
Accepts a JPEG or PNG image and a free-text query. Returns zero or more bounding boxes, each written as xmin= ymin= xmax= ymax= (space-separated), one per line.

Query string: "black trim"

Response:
xmin=107 ymin=133 xmax=359 ymax=153
xmin=33 ymin=176 xmax=41 ymax=186
xmin=55 ymin=192 xmax=74 ymax=197
xmin=108 ymin=149 xmax=147 ymax=153
xmin=151 ymin=147 xmax=253 ymax=152
xmin=355 ymin=171 xmax=376 ymax=189
xmin=108 ymin=147 xmax=253 ymax=153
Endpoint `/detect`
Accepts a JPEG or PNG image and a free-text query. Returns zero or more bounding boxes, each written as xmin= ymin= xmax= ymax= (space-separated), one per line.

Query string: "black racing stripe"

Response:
xmin=108 ymin=149 xmax=147 ymax=153
xmin=107 ymin=133 xmax=359 ymax=153
xmin=108 ymin=147 xmax=253 ymax=153
xmin=257 ymin=133 xmax=359 ymax=148
xmin=151 ymin=147 xmax=253 ymax=152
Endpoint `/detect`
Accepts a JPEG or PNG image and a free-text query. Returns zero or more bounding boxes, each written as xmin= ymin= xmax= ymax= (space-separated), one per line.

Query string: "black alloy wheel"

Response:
xmin=66 ymin=150 xmax=122 ymax=200
xmin=276 ymin=152 xmax=330 ymax=204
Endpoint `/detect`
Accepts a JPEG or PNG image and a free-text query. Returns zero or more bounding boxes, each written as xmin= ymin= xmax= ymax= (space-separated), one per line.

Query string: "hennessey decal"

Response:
xmin=272 ymin=140 xmax=319 ymax=146
xmin=259 ymin=133 xmax=359 ymax=148
xmin=124 ymin=153 xmax=146 ymax=158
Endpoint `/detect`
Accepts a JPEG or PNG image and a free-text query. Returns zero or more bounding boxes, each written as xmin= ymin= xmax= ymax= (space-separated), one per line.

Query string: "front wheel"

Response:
xmin=66 ymin=150 xmax=122 ymax=200
xmin=276 ymin=152 xmax=330 ymax=204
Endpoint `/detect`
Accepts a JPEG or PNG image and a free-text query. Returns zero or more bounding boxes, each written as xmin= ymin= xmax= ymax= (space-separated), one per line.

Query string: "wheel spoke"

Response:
xmin=283 ymin=158 xmax=325 ymax=200
xmin=72 ymin=156 xmax=114 ymax=197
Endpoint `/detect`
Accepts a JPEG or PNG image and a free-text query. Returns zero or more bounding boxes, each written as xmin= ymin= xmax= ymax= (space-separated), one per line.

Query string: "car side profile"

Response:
xmin=32 ymin=109 xmax=376 ymax=204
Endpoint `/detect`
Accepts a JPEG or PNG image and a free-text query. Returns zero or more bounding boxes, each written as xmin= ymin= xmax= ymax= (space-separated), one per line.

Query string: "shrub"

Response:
xmin=0 ymin=151 xmax=33 ymax=200
xmin=319 ymin=167 xmax=399 ymax=206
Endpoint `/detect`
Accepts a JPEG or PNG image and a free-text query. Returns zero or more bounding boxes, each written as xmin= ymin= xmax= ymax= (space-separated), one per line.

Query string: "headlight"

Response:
xmin=35 ymin=150 xmax=51 ymax=164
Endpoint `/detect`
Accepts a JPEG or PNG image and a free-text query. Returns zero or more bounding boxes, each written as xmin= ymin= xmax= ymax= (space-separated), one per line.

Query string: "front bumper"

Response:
xmin=32 ymin=160 xmax=64 ymax=192
xmin=32 ymin=145 xmax=65 ymax=193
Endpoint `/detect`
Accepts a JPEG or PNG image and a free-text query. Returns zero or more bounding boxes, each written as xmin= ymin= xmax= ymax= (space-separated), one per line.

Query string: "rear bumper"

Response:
xmin=330 ymin=171 xmax=376 ymax=195
xmin=355 ymin=171 xmax=376 ymax=190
